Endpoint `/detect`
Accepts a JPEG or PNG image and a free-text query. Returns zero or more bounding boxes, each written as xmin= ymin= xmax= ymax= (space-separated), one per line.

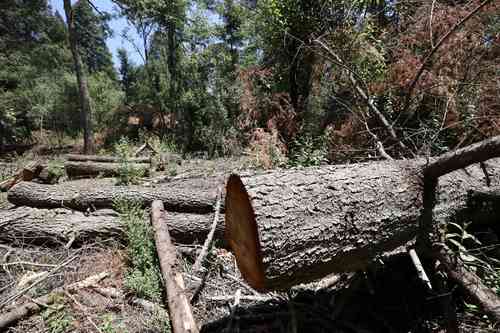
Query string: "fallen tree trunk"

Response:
xmin=8 ymin=177 xmax=221 ymax=213
xmin=66 ymin=154 xmax=151 ymax=163
xmin=0 ymin=207 xmax=223 ymax=246
xmin=65 ymin=161 xmax=150 ymax=179
xmin=151 ymin=200 xmax=199 ymax=333
xmin=225 ymin=159 xmax=500 ymax=291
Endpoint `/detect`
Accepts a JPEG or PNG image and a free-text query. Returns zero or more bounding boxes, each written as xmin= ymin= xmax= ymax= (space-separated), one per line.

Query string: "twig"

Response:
xmin=314 ymin=38 xmax=411 ymax=155
xmin=206 ymin=294 xmax=271 ymax=303
xmin=65 ymin=291 xmax=103 ymax=333
xmin=402 ymin=0 xmax=492 ymax=119
xmin=192 ymin=188 xmax=222 ymax=275
xmin=0 ymin=254 xmax=79 ymax=309
xmin=1 ymin=261 xmax=59 ymax=268
xmin=408 ymin=249 xmax=432 ymax=290
xmin=0 ymin=272 xmax=108 ymax=330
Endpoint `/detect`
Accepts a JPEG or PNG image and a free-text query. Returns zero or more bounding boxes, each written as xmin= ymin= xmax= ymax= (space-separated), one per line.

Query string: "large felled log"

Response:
xmin=151 ymin=200 xmax=199 ymax=333
xmin=225 ymin=159 xmax=500 ymax=291
xmin=66 ymin=154 xmax=151 ymax=163
xmin=65 ymin=161 xmax=150 ymax=179
xmin=0 ymin=207 xmax=223 ymax=245
xmin=8 ymin=177 xmax=221 ymax=213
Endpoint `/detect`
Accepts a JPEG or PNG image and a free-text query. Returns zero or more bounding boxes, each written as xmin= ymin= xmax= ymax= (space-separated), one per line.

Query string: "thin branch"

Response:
xmin=314 ymin=38 xmax=412 ymax=156
xmin=192 ymin=188 xmax=222 ymax=275
xmin=424 ymin=135 xmax=500 ymax=180
xmin=402 ymin=0 xmax=492 ymax=118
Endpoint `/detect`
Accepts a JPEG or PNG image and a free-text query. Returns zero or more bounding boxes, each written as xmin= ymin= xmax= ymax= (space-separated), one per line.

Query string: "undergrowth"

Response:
xmin=114 ymin=137 xmax=145 ymax=185
xmin=113 ymin=199 xmax=162 ymax=302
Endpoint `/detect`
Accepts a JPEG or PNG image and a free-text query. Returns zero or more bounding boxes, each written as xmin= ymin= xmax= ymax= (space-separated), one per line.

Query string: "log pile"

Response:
xmin=2 ymin=136 xmax=500 ymax=328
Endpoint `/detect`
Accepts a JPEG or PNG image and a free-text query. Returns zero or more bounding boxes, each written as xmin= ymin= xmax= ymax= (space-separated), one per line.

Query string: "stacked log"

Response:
xmin=0 ymin=207 xmax=223 ymax=246
xmin=8 ymin=177 xmax=222 ymax=213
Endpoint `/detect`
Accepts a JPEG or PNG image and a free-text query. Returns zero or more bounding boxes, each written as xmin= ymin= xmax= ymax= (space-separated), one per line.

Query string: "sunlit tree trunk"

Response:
xmin=63 ymin=0 xmax=94 ymax=154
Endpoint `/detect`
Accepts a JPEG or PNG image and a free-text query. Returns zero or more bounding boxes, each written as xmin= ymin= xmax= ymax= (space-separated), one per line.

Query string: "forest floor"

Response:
xmin=0 ymin=147 xmax=498 ymax=333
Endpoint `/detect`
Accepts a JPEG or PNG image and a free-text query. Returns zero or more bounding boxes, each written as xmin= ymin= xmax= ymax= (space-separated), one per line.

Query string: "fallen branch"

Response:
xmin=0 ymin=272 xmax=108 ymax=330
xmin=0 ymin=254 xmax=80 ymax=309
xmin=192 ymin=188 xmax=223 ymax=275
xmin=435 ymin=247 xmax=500 ymax=322
xmin=151 ymin=200 xmax=199 ymax=333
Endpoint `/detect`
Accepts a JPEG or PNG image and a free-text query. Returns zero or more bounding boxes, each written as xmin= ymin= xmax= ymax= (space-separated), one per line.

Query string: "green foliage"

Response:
xmin=99 ymin=314 xmax=128 ymax=333
xmin=74 ymin=0 xmax=115 ymax=78
xmin=288 ymin=135 xmax=327 ymax=167
xmin=114 ymin=137 xmax=145 ymax=185
xmin=41 ymin=296 xmax=73 ymax=333
xmin=113 ymin=199 xmax=162 ymax=302
xmin=89 ymin=72 xmax=124 ymax=130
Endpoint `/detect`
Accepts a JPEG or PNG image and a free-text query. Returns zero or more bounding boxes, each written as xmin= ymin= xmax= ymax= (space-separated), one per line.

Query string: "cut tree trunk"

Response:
xmin=8 ymin=177 xmax=221 ymax=213
xmin=0 ymin=207 xmax=223 ymax=246
xmin=65 ymin=161 xmax=150 ymax=179
xmin=0 ymin=161 xmax=44 ymax=191
xmin=151 ymin=200 xmax=199 ymax=333
xmin=225 ymin=159 xmax=500 ymax=291
xmin=66 ymin=154 xmax=151 ymax=163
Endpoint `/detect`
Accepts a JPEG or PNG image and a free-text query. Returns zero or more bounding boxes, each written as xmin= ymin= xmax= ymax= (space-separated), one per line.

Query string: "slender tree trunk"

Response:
xmin=63 ymin=0 xmax=94 ymax=154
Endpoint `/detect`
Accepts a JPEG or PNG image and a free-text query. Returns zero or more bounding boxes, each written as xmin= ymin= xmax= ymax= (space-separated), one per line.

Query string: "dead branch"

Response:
xmin=424 ymin=135 xmax=500 ymax=180
xmin=192 ymin=188 xmax=223 ymax=275
xmin=151 ymin=200 xmax=199 ymax=333
xmin=0 ymin=272 xmax=108 ymax=330
xmin=435 ymin=247 xmax=500 ymax=322
xmin=402 ymin=0 xmax=493 ymax=118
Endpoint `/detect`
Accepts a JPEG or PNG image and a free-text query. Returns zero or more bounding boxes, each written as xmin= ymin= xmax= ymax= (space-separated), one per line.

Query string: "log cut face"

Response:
xmin=225 ymin=159 xmax=499 ymax=291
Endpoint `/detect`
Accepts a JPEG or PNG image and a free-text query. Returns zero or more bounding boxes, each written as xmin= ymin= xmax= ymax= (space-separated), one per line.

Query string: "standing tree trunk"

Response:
xmin=63 ymin=0 xmax=94 ymax=154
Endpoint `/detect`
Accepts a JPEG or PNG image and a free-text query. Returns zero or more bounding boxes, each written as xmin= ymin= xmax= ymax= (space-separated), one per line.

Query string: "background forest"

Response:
xmin=0 ymin=0 xmax=499 ymax=166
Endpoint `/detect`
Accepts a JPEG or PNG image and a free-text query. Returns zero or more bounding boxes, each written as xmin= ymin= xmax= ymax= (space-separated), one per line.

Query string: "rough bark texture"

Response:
xmin=151 ymin=201 xmax=199 ymax=333
xmin=0 ymin=207 xmax=122 ymax=245
xmin=0 ymin=207 xmax=223 ymax=246
xmin=63 ymin=0 xmax=94 ymax=154
xmin=225 ymin=159 xmax=500 ymax=291
xmin=66 ymin=154 xmax=151 ymax=163
xmin=8 ymin=177 xmax=221 ymax=213
xmin=65 ymin=161 xmax=150 ymax=179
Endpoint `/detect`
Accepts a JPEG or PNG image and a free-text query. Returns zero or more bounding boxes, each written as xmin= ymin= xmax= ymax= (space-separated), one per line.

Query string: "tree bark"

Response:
xmin=65 ymin=161 xmax=150 ymax=179
xmin=0 ymin=207 xmax=223 ymax=246
xmin=151 ymin=200 xmax=199 ymax=333
xmin=66 ymin=154 xmax=151 ymax=163
xmin=8 ymin=177 xmax=221 ymax=213
xmin=63 ymin=0 xmax=94 ymax=154
xmin=225 ymin=159 xmax=500 ymax=291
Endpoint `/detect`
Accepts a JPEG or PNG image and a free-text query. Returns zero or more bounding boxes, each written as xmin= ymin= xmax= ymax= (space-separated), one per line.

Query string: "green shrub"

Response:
xmin=113 ymin=199 xmax=162 ymax=302
xmin=114 ymin=137 xmax=145 ymax=185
